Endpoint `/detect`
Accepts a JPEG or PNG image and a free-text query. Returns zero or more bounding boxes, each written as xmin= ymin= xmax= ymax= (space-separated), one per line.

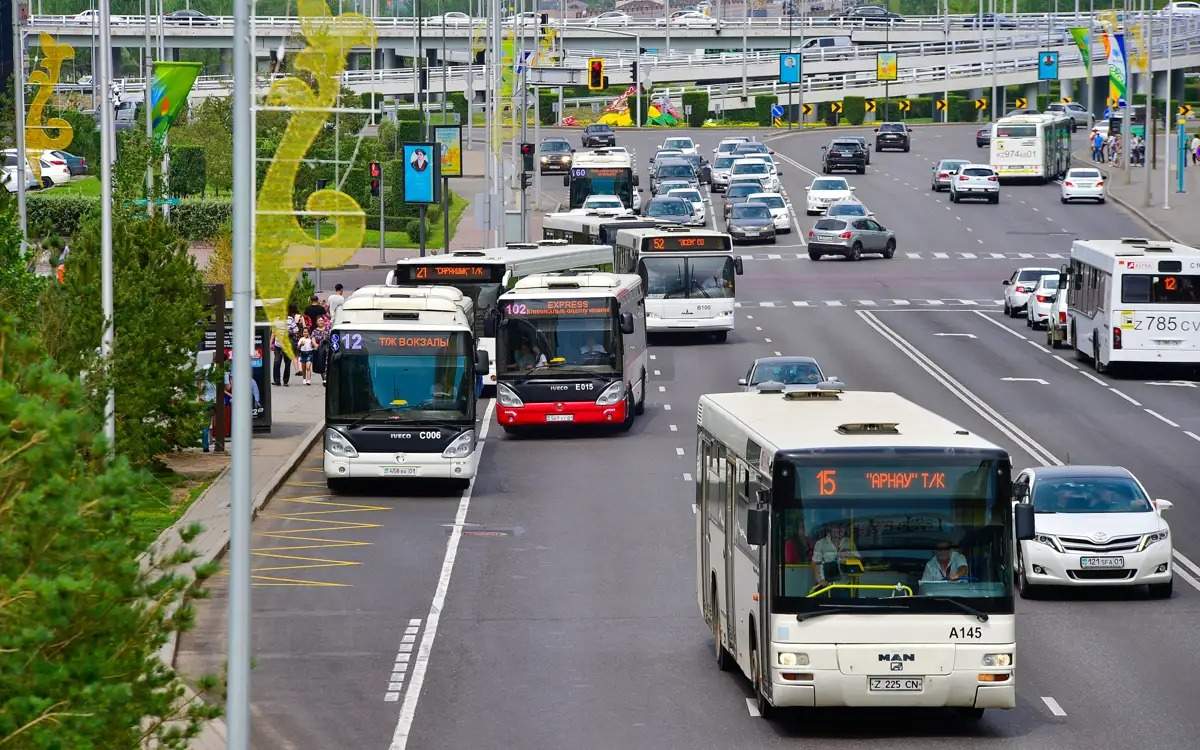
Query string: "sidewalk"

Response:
xmin=1073 ymin=139 xmax=1200 ymax=246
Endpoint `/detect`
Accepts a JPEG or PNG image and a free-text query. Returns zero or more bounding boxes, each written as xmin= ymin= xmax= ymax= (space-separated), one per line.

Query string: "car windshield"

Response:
xmin=736 ymin=144 xmax=767 ymax=154
xmin=715 ymin=156 xmax=736 ymax=168
xmin=1031 ymin=476 xmax=1152 ymax=513
xmin=670 ymin=190 xmax=702 ymax=203
xmin=664 ymin=139 xmax=693 ymax=149
xmin=640 ymin=256 xmax=735 ymax=300
xmin=588 ymin=125 xmax=612 ymax=133
xmin=752 ymin=195 xmax=785 ymax=208
xmin=879 ymin=123 xmax=905 ymax=132
xmin=732 ymin=162 xmax=769 ymax=175
xmin=1038 ymin=277 xmax=1060 ymax=291
xmin=648 ymin=199 xmax=690 ymax=216
xmin=811 ymin=179 xmax=848 ymax=191
xmin=1017 ymin=269 xmax=1055 ymax=282
xmin=542 ymin=141 xmax=570 ymax=153
xmin=939 ymin=160 xmax=968 ymax=171
xmin=585 ymin=197 xmax=621 ymax=207
xmin=962 ymin=168 xmax=993 ymax=177
xmin=829 ymin=203 xmax=867 ymax=217
xmin=499 ymin=313 xmax=619 ymax=376
xmin=718 ymin=141 xmax=743 ymax=152
xmin=732 ymin=204 xmax=770 ymax=219
xmin=751 ymin=360 xmax=822 ymax=385
xmin=657 ymin=164 xmax=694 ymax=179
xmin=727 ymin=185 xmax=757 ymax=199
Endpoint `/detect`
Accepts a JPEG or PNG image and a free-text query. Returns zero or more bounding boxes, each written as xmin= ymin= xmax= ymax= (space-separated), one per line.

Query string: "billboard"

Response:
xmin=402 ymin=143 xmax=440 ymax=204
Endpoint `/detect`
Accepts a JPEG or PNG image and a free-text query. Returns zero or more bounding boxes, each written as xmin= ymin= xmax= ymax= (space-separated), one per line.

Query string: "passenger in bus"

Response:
xmin=783 ymin=517 xmax=811 ymax=564
xmin=921 ymin=542 xmax=969 ymax=583
xmin=579 ymin=334 xmax=607 ymax=357
xmin=812 ymin=523 xmax=859 ymax=585
xmin=513 ymin=342 xmax=546 ymax=371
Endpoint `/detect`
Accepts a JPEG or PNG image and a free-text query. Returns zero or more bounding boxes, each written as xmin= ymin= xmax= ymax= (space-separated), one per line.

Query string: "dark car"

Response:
xmin=976 ymin=125 xmax=992 ymax=148
xmin=821 ymin=139 xmax=867 ymax=174
xmin=50 ymin=150 xmax=87 ymax=176
xmin=650 ymin=158 xmax=696 ymax=195
xmin=727 ymin=202 xmax=777 ymax=244
xmin=642 ymin=195 xmax=693 ymax=224
xmin=845 ymin=135 xmax=871 ymax=165
xmin=835 ymin=5 xmax=903 ymax=22
xmin=733 ymin=142 xmax=771 ymax=158
xmin=166 ymin=9 xmax=216 ymax=23
xmin=722 ymin=182 xmax=761 ymax=221
xmin=582 ymin=123 xmax=616 ymax=147
xmin=538 ymin=138 xmax=573 ymax=174
xmin=679 ymin=153 xmax=712 ymax=184
xmin=874 ymin=122 xmax=910 ymax=152
xmin=961 ymin=12 xmax=1017 ymax=28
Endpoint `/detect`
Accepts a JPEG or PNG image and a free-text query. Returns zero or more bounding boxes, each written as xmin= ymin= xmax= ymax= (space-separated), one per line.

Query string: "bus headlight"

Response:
xmin=777 ymin=652 xmax=810 ymax=667
xmin=441 ymin=429 xmax=476 ymax=459
xmin=1138 ymin=529 xmax=1169 ymax=551
xmin=595 ymin=381 xmax=626 ymax=406
xmin=496 ymin=383 xmax=524 ymax=407
xmin=982 ymin=653 xmax=1012 ymax=667
xmin=324 ymin=428 xmax=358 ymax=458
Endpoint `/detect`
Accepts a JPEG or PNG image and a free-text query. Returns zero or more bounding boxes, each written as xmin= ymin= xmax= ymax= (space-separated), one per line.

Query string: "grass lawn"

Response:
xmin=129 ymin=468 xmax=219 ymax=546
xmin=363 ymin=191 xmax=468 ymax=250
xmin=48 ymin=175 xmax=100 ymax=196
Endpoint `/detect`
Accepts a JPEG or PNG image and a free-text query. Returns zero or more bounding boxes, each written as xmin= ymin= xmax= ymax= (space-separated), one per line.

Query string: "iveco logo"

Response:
xmin=879 ymin=653 xmax=915 ymax=662
xmin=389 ymin=432 xmax=412 ymax=439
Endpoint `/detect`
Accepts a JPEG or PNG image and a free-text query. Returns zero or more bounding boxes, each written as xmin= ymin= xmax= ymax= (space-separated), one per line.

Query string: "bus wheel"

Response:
xmin=750 ymin=644 xmax=773 ymax=719
xmin=1092 ymin=337 xmax=1107 ymax=374
xmin=956 ymin=707 xmax=986 ymax=722
xmin=712 ymin=330 xmax=728 ymax=342
xmin=617 ymin=391 xmax=635 ymax=432
xmin=326 ymin=478 xmax=350 ymax=494
xmin=713 ymin=592 xmax=733 ymax=671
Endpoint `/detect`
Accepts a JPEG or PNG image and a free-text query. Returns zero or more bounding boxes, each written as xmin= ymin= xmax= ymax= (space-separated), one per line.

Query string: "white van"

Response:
xmin=798 ymin=37 xmax=851 ymax=52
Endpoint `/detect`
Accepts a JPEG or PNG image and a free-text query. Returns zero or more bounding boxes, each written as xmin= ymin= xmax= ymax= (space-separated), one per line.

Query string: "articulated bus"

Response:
xmin=541 ymin=212 xmax=663 ymax=266
xmin=495 ymin=272 xmax=647 ymax=432
xmin=324 ymin=285 xmax=489 ymax=490
xmin=385 ymin=242 xmax=617 ymax=389
xmin=614 ymin=226 xmax=742 ymax=341
xmin=697 ymin=387 xmax=1027 ymax=717
xmin=565 ymin=148 xmax=637 ymax=209
xmin=990 ymin=113 xmax=1072 ymax=182
xmin=1068 ymin=237 xmax=1200 ymax=371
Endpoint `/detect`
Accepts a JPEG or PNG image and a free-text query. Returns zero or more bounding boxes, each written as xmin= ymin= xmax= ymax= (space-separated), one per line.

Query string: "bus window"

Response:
xmin=995 ymin=125 xmax=1036 ymax=138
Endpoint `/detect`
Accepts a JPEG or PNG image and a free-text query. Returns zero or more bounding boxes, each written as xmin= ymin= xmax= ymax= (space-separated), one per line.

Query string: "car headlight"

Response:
xmin=982 ymin=653 xmax=1012 ymax=667
xmin=1139 ymin=529 xmax=1169 ymax=551
xmin=1033 ymin=533 xmax=1063 ymax=552
xmin=777 ymin=652 xmax=810 ymax=667
xmin=324 ymin=428 xmax=358 ymax=458
xmin=540 ymin=156 xmax=548 ymax=162
xmin=595 ymin=380 xmax=625 ymax=406
xmin=441 ymin=429 xmax=476 ymax=459
xmin=496 ymin=382 xmax=524 ymax=407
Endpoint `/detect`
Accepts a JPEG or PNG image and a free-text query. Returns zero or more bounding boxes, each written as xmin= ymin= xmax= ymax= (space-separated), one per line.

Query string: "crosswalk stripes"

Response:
xmin=738 ymin=298 xmax=1005 ymax=309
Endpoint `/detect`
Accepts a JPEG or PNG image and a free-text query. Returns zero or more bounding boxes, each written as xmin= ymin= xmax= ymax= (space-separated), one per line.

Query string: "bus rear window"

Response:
xmin=1121 ymin=274 xmax=1200 ymax=304
xmin=995 ymin=125 xmax=1036 ymax=138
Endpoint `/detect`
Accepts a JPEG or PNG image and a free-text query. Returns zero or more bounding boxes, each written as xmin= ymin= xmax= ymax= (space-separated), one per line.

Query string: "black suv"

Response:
xmin=821 ymin=139 xmax=867 ymax=174
xmin=874 ymin=122 xmax=910 ymax=152
xmin=581 ymin=124 xmax=616 ymax=147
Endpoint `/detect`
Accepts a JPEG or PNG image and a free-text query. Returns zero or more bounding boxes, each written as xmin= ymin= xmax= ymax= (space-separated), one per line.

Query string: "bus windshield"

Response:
xmin=499 ymin=315 xmax=620 ymax=376
xmin=1120 ymin=274 xmax=1200 ymax=304
xmin=640 ymin=256 xmax=735 ymax=299
xmin=773 ymin=456 xmax=1012 ymax=614
xmin=327 ymin=331 xmax=473 ymax=423
xmin=569 ymin=168 xmax=634 ymax=208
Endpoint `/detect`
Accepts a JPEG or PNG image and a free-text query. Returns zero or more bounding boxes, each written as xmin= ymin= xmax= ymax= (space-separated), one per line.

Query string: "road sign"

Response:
xmin=974 ymin=98 xmax=988 ymax=111
xmin=1014 ymin=97 xmax=1027 ymax=109
xmin=770 ymin=104 xmax=784 ymax=119
xmin=779 ymin=52 xmax=801 ymax=84
xmin=802 ymin=103 xmax=813 ymax=116
xmin=1179 ymin=104 xmax=1193 ymax=117
xmin=830 ymin=101 xmax=843 ymax=114
xmin=865 ymin=99 xmax=876 ymax=113
xmin=935 ymin=99 xmax=947 ymax=112
xmin=897 ymin=99 xmax=911 ymax=113
xmin=1061 ymin=97 xmax=1072 ymax=104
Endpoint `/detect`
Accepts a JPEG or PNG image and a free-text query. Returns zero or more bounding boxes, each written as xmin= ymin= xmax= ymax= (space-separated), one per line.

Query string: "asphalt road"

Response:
xmin=198 ymin=125 xmax=1200 ymax=749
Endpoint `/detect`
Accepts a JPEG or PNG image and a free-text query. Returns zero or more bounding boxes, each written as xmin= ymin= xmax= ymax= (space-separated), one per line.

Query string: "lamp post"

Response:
xmin=10 ymin=0 xmax=28 ymax=246
xmin=1163 ymin=2 xmax=1172 ymax=208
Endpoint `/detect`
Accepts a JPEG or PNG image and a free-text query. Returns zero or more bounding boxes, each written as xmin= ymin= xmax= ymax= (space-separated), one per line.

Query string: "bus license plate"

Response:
xmin=545 ymin=414 xmax=574 ymax=423
xmin=1080 ymin=556 xmax=1124 ymax=568
xmin=869 ymin=677 xmax=923 ymax=691
xmin=382 ymin=466 xmax=419 ymax=477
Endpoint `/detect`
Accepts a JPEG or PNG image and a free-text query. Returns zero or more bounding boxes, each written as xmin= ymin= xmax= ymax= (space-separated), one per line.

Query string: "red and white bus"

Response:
xmin=494 ymin=272 xmax=648 ymax=432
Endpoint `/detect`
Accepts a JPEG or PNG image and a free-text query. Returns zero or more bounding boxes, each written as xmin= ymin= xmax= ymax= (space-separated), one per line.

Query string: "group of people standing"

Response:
xmin=272 ymin=284 xmax=347 ymax=387
xmin=1091 ymin=130 xmax=1200 ymax=167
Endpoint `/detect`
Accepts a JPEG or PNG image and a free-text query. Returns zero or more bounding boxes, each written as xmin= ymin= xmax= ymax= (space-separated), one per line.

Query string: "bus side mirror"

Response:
xmin=475 ymin=349 xmax=490 ymax=373
xmin=484 ymin=313 xmax=498 ymax=338
xmin=734 ymin=257 xmax=744 ymax=275
xmin=1015 ymin=503 xmax=1035 ymax=541
xmin=619 ymin=312 xmax=635 ymax=335
xmin=746 ymin=508 xmax=769 ymax=547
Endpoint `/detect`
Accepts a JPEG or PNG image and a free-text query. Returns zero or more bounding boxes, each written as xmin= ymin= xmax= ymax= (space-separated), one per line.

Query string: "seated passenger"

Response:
xmin=579 ymin=334 xmax=607 ymax=356
xmin=812 ymin=523 xmax=859 ymax=585
xmin=922 ymin=542 xmax=969 ymax=582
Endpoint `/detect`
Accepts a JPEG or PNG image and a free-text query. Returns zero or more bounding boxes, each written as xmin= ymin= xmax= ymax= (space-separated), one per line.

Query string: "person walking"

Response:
xmin=271 ymin=330 xmax=292 ymax=386
xmin=297 ymin=328 xmax=317 ymax=385
xmin=328 ymin=283 xmax=347 ymax=320
xmin=312 ymin=317 xmax=332 ymax=386
xmin=1092 ymin=130 xmax=1104 ymax=162
xmin=1191 ymin=133 xmax=1200 ymax=166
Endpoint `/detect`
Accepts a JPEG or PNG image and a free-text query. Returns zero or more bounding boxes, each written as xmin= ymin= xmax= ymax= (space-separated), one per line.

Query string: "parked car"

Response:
xmin=35 ymin=152 xmax=72 ymax=188
xmin=1 ymin=164 xmax=39 ymax=193
xmin=806 ymin=216 xmax=896 ymax=261
xmin=821 ymin=139 xmax=867 ymax=174
xmin=538 ymin=137 xmax=573 ymax=174
xmin=50 ymin=150 xmax=87 ymax=176
xmin=930 ymin=158 xmax=970 ymax=191
xmin=748 ymin=192 xmax=791 ymax=233
xmin=1025 ymin=274 xmax=1060 ymax=329
xmin=804 ymin=176 xmax=856 ymax=215
xmin=1012 ymin=465 xmax=1173 ymax=599
xmin=1002 ymin=267 xmax=1057 ymax=317
xmin=949 ymin=163 xmax=999 ymax=203
xmin=581 ymin=123 xmax=616 ymax=147
xmin=976 ymin=125 xmax=992 ymax=148
xmin=873 ymin=122 xmax=910 ymax=152
xmin=1061 ymin=167 xmax=1106 ymax=203
xmin=738 ymin=356 xmax=829 ymax=390
xmin=591 ymin=11 xmax=632 ymax=25
xmin=727 ymin=202 xmax=777 ymax=244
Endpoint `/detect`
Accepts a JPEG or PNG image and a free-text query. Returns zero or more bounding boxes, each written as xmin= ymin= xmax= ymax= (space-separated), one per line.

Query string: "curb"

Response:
xmin=1070 ymin=153 xmax=1178 ymax=242
xmin=301 ymin=262 xmax=396 ymax=272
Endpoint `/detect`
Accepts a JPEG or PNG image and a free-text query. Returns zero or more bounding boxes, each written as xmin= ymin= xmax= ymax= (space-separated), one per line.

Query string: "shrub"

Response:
xmin=172 ymin=199 xmax=233 ymax=241
xmin=403 ymin=218 xmax=422 ymax=240
xmin=843 ymin=96 xmax=866 ymax=126
xmin=169 ymin=144 xmax=207 ymax=197
xmin=952 ymin=98 xmax=980 ymax=123
xmin=539 ymin=92 xmax=557 ymax=125
xmin=682 ymin=92 xmax=710 ymax=127
xmin=754 ymin=94 xmax=778 ymax=126
xmin=289 ymin=271 xmax=315 ymax=311
xmin=448 ymin=91 xmax=469 ymax=124
xmin=26 ymin=194 xmax=97 ymax=239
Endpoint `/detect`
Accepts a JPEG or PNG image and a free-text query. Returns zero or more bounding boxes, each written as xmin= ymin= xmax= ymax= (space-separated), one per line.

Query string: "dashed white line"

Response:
xmin=1079 ymin=371 xmax=1106 ymax=386
xmin=663 ymin=404 xmax=672 ymax=411
xmin=658 ymin=385 xmax=667 ymax=392
xmin=1026 ymin=340 xmax=1050 ymax=353
xmin=1144 ymin=409 xmax=1181 ymax=428
xmin=824 ymin=300 xmax=844 ymax=307
xmin=1052 ymin=355 xmax=1079 ymax=370
xmin=653 ymin=369 xmax=661 ymax=376
xmin=755 ymin=325 xmax=763 ymax=331
xmin=1041 ymin=696 xmax=1067 ymax=717
xmin=1185 ymin=430 xmax=1200 ymax=443
xmin=773 ymin=351 xmax=782 ymax=356
xmin=764 ymin=337 xmax=773 ymax=343
xmin=684 ymin=473 xmax=694 ymax=483
xmin=759 ymin=301 xmax=776 ymax=308
xmin=669 ymin=424 xmax=678 ymax=432
xmin=675 ymin=447 xmax=685 ymax=456
xmin=1108 ymin=388 xmax=1141 ymax=406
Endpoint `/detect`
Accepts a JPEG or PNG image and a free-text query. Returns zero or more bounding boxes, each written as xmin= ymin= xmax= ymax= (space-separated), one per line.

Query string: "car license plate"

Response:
xmin=382 ymin=466 xmax=419 ymax=477
xmin=869 ymin=677 xmax=923 ymax=691
xmin=744 ymin=230 xmax=758 ymax=236
xmin=545 ymin=414 xmax=574 ymax=423
xmin=1080 ymin=556 xmax=1124 ymax=568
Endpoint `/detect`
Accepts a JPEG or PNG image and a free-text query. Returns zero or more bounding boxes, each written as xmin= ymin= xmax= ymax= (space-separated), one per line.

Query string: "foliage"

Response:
xmin=0 ymin=309 xmax=221 ymax=748
xmin=169 ymin=145 xmax=208 ymax=198
xmin=172 ymin=96 xmax=233 ymax=194
xmin=754 ymin=95 xmax=778 ymax=127
xmin=25 ymin=194 xmax=97 ymax=239
xmin=40 ymin=216 xmax=208 ymax=466
xmin=682 ymin=92 xmax=710 ymax=128
xmin=539 ymin=91 xmax=557 ymax=126
xmin=0 ymin=195 xmax=43 ymax=328
xmin=288 ymin=271 xmax=316 ymax=312
xmin=173 ymin=199 xmax=234 ymax=241
xmin=112 ymin=128 xmax=161 ymax=206
xmin=448 ymin=92 xmax=469 ymax=125
xmin=843 ymin=96 xmax=866 ymax=126
xmin=951 ymin=97 xmax=980 ymax=123
xmin=54 ymin=108 xmax=102 ymax=168
xmin=204 ymin=222 xmax=233 ymax=299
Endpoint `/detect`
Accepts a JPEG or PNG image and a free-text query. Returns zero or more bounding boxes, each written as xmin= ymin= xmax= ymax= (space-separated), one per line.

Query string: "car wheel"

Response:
xmin=821 ymin=165 xmax=830 ymax=174
xmin=882 ymin=239 xmax=896 ymax=259
xmin=1025 ymin=313 xmax=1033 ymax=328
xmin=1016 ymin=550 xmax=1040 ymax=599
xmin=857 ymin=166 xmax=866 ymax=175
xmin=808 ymin=250 xmax=821 ymax=261
xmin=1003 ymin=300 xmax=1012 ymax=316
xmin=950 ymin=191 xmax=958 ymax=203
xmin=1148 ymin=578 xmax=1174 ymax=599
xmin=1061 ymin=196 xmax=1068 ymax=204
xmin=769 ymin=235 xmax=777 ymax=244
xmin=903 ymin=145 xmax=910 ymax=153
xmin=990 ymin=194 xmax=999 ymax=204
xmin=41 ymin=176 xmax=53 ymax=189
xmin=849 ymin=242 xmax=862 ymax=261
xmin=1098 ymin=197 xmax=1106 ymax=204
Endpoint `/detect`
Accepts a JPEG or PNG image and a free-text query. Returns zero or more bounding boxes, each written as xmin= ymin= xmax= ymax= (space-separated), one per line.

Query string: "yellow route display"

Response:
xmin=24 ymin=32 xmax=75 ymax=182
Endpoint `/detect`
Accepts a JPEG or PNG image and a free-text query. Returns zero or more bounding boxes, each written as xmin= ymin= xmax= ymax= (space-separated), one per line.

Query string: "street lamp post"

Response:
xmin=10 ymin=0 xmax=28 ymax=246
xmin=98 ymin=0 xmax=116 ymax=459
xmin=1164 ymin=2 xmax=1173 ymax=209
xmin=1142 ymin=0 xmax=1152 ymax=208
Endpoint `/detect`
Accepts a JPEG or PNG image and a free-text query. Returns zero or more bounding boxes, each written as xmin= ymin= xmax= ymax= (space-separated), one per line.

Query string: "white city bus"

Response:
xmin=614 ymin=226 xmax=742 ymax=341
xmin=324 ymin=286 xmax=490 ymax=490
xmin=541 ymin=212 xmax=661 ymax=268
xmin=990 ymin=113 xmax=1072 ymax=182
xmin=1068 ymin=237 xmax=1200 ymax=371
xmin=565 ymin=148 xmax=637 ymax=210
xmin=697 ymin=387 xmax=1026 ymax=717
xmin=385 ymin=242 xmax=617 ymax=388
xmin=494 ymin=272 xmax=648 ymax=432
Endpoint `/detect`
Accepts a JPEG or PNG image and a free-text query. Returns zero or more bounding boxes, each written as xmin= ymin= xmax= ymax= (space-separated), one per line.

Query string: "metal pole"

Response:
xmin=1164 ymin=6 xmax=1172 ymax=209
xmin=11 ymin=0 xmax=28 ymax=247
xmin=98 ymin=0 xmax=116 ymax=457
xmin=788 ymin=7 xmax=793 ymax=130
xmin=1086 ymin=0 xmax=1093 ymax=120
xmin=635 ymin=33 xmax=641 ymax=127
xmin=441 ymin=0 xmax=447 ymax=127
xmin=442 ymin=176 xmax=449 ymax=252
xmin=419 ymin=203 xmax=427 ymax=256
xmin=144 ymin=0 xmax=153 ymax=216
xmin=665 ymin=0 xmax=670 ymax=55
xmin=227 ymin=0 xmax=254 ymax=739
xmin=519 ymin=0 xmax=527 ymax=243
xmin=534 ymin=82 xmax=540 ymax=210
xmin=1123 ymin=0 xmax=1132 ymax=182
xmin=991 ymin=0 xmax=998 ymax=122
xmin=741 ymin=15 xmax=748 ymax=101
xmin=466 ymin=0 xmax=474 ymax=144
xmin=379 ymin=164 xmax=386 ymax=263
xmin=944 ymin=0 xmax=950 ymax=124
xmin=1142 ymin=0 xmax=1152 ymax=207
xmin=158 ymin=0 xmax=170 ymax=221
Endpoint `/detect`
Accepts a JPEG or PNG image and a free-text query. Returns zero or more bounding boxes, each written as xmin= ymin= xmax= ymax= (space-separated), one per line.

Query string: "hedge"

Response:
xmin=951 ymin=98 xmax=980 ymax=123
xmin=754 ymin=94 xmax=778 ymax=127
xmin=538 ymin=92 xmax=557 ymax=125
xmin=26 ymin=194 xmax=96 ymax=238
xmin=169 ymin=145 xmax=206 ymax=197
xmin=681 ymin=92 xmax=710 ymax=127
xmin=172 ymin=199 xmax=234 ymax=241
xmin=843 ymin=95 xmax=866 ymax=126
xmin=447 ymin=91 xmax=469 ymax=124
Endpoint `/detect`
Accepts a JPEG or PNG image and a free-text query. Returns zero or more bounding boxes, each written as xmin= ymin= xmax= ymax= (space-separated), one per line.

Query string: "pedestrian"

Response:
xmin=1191 ymin=133 xmax=1200 ymax=165
xmin=312 ymin=317 xmax=332 ymax=386
xmin=271 ymin=330 xmax=291 ymax=386
xmin=328 ymin=283 xmax=346 ymax=320
xmin=1091 ymin=130 xmax=1104 ymax=162
xmin=303 ymin=294 xmax=326 ymax=330
xmin=297 ymin=327 xmax=317 ymax=385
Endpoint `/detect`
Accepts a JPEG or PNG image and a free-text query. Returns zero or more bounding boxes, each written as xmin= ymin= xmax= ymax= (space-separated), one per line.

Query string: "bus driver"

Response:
xmin=922 ymin=541 xmax=969 ymax=582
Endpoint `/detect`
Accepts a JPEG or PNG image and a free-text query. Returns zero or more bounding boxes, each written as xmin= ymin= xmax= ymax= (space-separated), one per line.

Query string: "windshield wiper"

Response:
xmin=340 ymin=407 xmax=405 ymax=430
xmin=796 ymin=603 xmax=906 ymax=622
xmin=890 ymin=596 xmax=990 ymax=623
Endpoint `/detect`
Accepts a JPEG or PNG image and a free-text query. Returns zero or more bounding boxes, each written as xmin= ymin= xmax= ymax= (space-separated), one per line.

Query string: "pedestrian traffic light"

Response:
xmin=369 ymin=161 xmax=381 ymax=197
xmin=520 ymin=171 xmax=532 ymax=190
xmin=520 ymin=142 xmax=535 ymax=172
xmin=587 ymin=57 xmax=605 ymax=91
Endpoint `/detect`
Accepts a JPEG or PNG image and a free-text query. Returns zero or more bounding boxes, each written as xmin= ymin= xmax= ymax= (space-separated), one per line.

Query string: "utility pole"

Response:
xmin=1142 ymin=0 xmax=1152 ymax=207
xmin=1164 ymin=2 xmax=1172 ymax=209
xmin=492 ymin=0 xmax=503 ymax=245
xmin=98 ymin=0 xmax=116 ymax=458
xmin=144 ymin=0 xmax=153 ymax=216
xmin=10 ymin=0 xmax=28 ymax=246
xmin=990 ymin=0 xmax=998 ymax=122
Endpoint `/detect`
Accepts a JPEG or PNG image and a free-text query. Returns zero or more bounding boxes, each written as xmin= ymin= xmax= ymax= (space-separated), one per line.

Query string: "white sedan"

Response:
xmin=426 ymin=12 xmax=472 ymax=26
xmin=591 ymin=11 xmax=631 ymax=26
xmin=667 ymin=11 xmax=718 ymax=27
xmin=1025 ymin=274 xmax=1059 ymax=329
xmin=661 ymin=136 xmax=698 ymax=156
xmin=576 ymin=194 xmax=630 ymax=216
xmin=1014 ymin=465 xmax=1173 ymax=599
xmin=1061 ymin=167 xmax=1106 ymax=203
xmin=667 ymin=187 xmax=707 ymax=226
xmin=37 ymin=152 xmax=72 ymax=188
xmin=804 ymin=177 xmax=856 ymax=215
xmin=748 ymin=192 xmax=791 ymax=233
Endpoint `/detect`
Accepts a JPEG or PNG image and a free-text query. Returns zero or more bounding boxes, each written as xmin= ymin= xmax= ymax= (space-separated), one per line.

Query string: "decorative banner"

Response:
xmin=1128 ymin=22 xmax=1149 ymax=74
xmin=1068 ymin=27 xmax=1091 ymax=68
xmin=432 ymin=125 xmax=462 ymax=178
xmin=24 ymin=32 xmax=75 ymax=182
xmin=403 ymin=143 xmax=440 ymax=204
xmin=255 ymin=0 xmax=375 ymax=359
xmin=1107 ymin=33 xmax=1128 ymax=108
xmin=1038 ymin=51 xmax=1059 ymax=81
xmin=876 ymin=51 xmax=898 ymax=82
xmin=150 ymin=61 xmax=202 ymax=144
xmin=779 ymin=52 xmax=801 ymax=84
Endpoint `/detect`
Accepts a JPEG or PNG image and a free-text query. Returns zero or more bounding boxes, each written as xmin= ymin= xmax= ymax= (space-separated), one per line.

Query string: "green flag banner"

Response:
xmin=1068 ymin=27 xmax=1090 ymax=68
xmin=150 ymin=61 xmax=202 ymax=144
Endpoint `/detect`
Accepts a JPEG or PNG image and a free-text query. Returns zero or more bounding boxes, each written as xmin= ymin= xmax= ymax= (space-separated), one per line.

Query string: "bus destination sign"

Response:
xmin=572 ymin=167 xmax=624 ymax=178
xmin=645 ymin=235 xmax=731 ymax=253
xmin=331 ymin=331 xmax=465 ymax=355
xmin=502 ymin=298 xmax=611 ymax=318
xmin=801 ymin=464 xmax=990 ymax=499
xmin=406 ymin=264 xmax=498 ymax=282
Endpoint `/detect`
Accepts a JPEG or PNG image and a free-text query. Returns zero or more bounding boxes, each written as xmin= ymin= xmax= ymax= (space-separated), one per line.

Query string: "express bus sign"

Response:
xmin=502 ymin=298 xmax=612 ymax=318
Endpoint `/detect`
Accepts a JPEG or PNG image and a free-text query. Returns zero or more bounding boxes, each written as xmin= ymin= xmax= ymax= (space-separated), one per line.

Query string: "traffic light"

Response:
xmin=520 ymin=142 xmax=535 ymax=173
xmin=369 ymin=161 xmax=381 ymax=197
xmin=520 ymin=172 xmax=532 ymax=190
xmin=587 ymin=57 xmax=605 ymax=91
xmin=630 ymin=60 xmax=638 ymax=83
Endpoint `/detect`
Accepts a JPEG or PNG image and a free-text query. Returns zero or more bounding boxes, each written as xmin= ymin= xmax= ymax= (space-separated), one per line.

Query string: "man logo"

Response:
xmin=879 ymin=653 xmax=915 ymax=662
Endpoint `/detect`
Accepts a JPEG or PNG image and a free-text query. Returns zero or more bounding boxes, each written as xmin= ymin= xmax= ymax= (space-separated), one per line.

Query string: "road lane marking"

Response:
xmin=654 ymin=369 xmax=661 ymax=376
xmin=388 ymin=400 xmax=496 ymax=750
xmin=685 ymin=474 xmax=694 ymax=483
xmin=669 ymin=424 xmax=678 ymax=432
xmin=676 ymin=448 xmax=686 ymax=456
xmin=663 ymin=404 xmax=672 ymax=411
xmin=1108 ymin=388 xmax=1141 ymax=406
xmin=1144 ymin=409 xmax=1181 ymax=428
xmin=1185 ymin=431 xmax=1200 ymax=443
xmin=1052 ymin=355 xmax=1079 ymax=370
xmin=1001 ymin=377 xmax=1049 ymax=385
xmin=933 ymin=333 xmax=977 ymax=338
xmin=774 ymin=351 xmax=782 ymax=356
xmin=764 ymin=337 xmax=773 ymax=343
xmin=1174 ymin=550 xmax=1200 ymax=578
xmin=1041 ymin=697 xmax=1067 ymax=717
xmin=1026 ymin=340 xmax=1050 ymax=353
xmin=791 ymin=300 xmax=810 ymax=307
xmin=1079 ymin=371 xmax=1106 ymax=386
xmin=759 ymin=301 xmax=776 ymax=308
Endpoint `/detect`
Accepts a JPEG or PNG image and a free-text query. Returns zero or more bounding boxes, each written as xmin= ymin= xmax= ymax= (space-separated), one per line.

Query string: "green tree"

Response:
xmin=0 ymin=193 xmax=42 ymax=327
xmin=41 ymin=216 xmax=208 ymax=466
xmin=0 ymin=310 xmax=220 ymax=748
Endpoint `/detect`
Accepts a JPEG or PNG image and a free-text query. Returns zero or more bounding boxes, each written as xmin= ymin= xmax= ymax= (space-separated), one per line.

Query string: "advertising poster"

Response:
xmin=1107 ymin=33 xmax=1127 ymax=106
xmin=1037 ymin=51 xmax=1059 ymax=81
xmin=876 ymin=51 xmax=898 ymax=82
xmin=433 ymin=125 xmax=462 ymax=178
xmin=1068 ymin=27 xmax=1091 ymax=67
xmin=402 ymin=142 xmax=440 ymax=204
xmin=779 ymin=52 xmax=801 ymax=84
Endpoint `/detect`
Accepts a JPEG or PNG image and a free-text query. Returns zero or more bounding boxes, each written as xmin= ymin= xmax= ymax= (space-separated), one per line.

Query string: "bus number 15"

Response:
xmin=817 ymin=469 xmax=838 ymax=496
